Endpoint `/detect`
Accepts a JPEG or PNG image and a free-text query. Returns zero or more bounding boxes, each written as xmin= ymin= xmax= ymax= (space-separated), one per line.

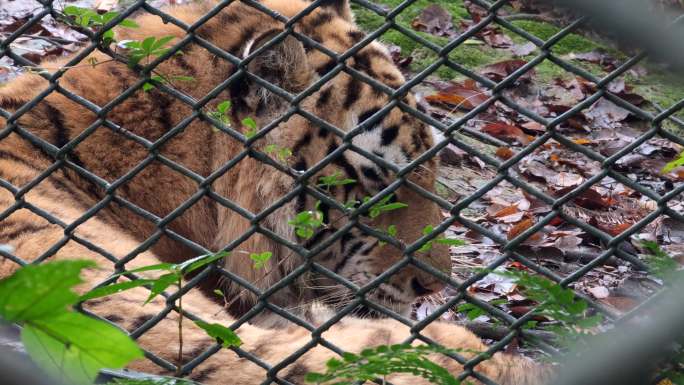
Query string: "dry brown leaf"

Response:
xmin=95 ymin=0 xmax=119 ymax=12
xmin=493 ymin=205 xmax=519 ymax=218
xmin=482 ymin=122 xmax=530 ymax=144
xmin=508 ymin=218 xmax=538 ymax=240
xmin=481 ymin=59 xmax=534 ymax=82
xmin=573 ymin=138 xmax=592 ymax=145
xmin=496 ymin=147 xmax=515 ymax=160
xmin=602 ymin=222 xmax=632 ymax=236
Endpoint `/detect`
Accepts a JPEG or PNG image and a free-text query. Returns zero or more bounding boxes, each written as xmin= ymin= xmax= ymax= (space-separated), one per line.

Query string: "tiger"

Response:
xmin=0 ymin=0 xmax=549 ymax=383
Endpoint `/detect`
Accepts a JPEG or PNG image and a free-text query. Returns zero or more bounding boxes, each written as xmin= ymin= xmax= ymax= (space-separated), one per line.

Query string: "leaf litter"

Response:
xmin=405 ymin=2 xmax=684 ymax=355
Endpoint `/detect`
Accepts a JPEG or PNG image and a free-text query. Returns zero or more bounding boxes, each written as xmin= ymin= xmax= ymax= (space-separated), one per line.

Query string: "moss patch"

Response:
xmin=508 ymin=20 xmax=600 ymax=55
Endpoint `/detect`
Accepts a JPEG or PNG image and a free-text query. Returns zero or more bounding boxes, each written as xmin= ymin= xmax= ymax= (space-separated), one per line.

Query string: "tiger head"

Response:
xmin=223 ymin=0 xmax=452 ymax=318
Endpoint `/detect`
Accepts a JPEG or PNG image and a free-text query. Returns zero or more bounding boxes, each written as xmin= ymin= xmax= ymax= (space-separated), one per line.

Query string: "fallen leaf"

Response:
xmin=496 ymin=147 xmax=515 ymax=160
xmin=425 ymin=80 xmax=490 ymax=110
xmin=573 ymin=138 xmax=592 ymax=145
xmin=554 ymin=235 xmax=583 ymax=251
xmin=482 ymin=122 xmax=530 ymax=144
xmin=510 ymin=42 xmax=536 ymax=57
xmin=508 ymin=218 xmax=537 ymax=240
xmin=550 ymin=171 xmax=584 ymax=187
xmin=554 ymin=186 xmax=615 ymax=210
xmin=584 ymin=98 xmax=631 ymax=129
xmin=411 ymin=4 xmax=457 ymax=38
xmin=95 ymin=0 xmax=119 ymax=13
xmin=495 ymin=205 xmax=519 ymax=217
xmin=588 ymin=286 xmax=610 ymax=299
xmin=521 ymin=121 xmax=545 ymax=133
xmin=481 ymin=60 xmax=534 ymax=82
xmin=601 ymin=222 xmax=632 ymax=236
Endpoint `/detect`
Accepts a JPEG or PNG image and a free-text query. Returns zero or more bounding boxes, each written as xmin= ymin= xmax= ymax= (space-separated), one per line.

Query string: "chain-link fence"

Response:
xmin=1 ymin=0 xmax=683 ymax=384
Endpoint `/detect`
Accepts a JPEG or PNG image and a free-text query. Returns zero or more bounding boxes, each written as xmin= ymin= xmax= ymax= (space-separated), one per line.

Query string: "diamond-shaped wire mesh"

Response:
xmin=0 ymin=0 xmax=683 ymax=384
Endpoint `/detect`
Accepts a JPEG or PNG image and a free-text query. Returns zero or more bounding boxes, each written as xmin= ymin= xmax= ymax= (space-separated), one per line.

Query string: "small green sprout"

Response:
xmin=249 ymin=251 xmax=273 ymax=269
xmin=288 ymin=201 xmax=325 ymax=239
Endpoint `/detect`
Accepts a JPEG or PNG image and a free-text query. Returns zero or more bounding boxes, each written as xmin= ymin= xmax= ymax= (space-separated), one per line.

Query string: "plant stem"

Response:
xmin=176 ymin=277 xmax=184 ymax=376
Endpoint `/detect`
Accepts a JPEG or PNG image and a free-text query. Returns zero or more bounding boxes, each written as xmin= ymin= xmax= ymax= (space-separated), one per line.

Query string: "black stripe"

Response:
xmin=358 ymin=108 xmax=380 ymax=126
xmin=0 ymin=150 xmax=42 ymax=171
xmin=227 ymin=26 xmax=256 ymax=54
xmin=292 ymin=132 xmax=313 ymax=153
xmin=361 ymin=166 xmax=381 ymax=182
xmin=304 ymin=228 xmax=334 ymax=250
xmin=318 ymin=200 xmax=330 ymax=223
xmin=340 ymin=230 xmax=355 ymax=249
xmin=129 ymin=314 xmax=155 ymax=330
xmin=343 ymin=78 xmax=362 ymax=108
xmin=306 ymin=11 xmax=334 ymax=31
xmin=174 ymin=54 xmax=196 ymax=76
xmin=0 ymin=222 xmax=52 ymax=242
xmin=381 ymin=125 xmax=399 ymax=145
xmin=218 ymin=12 xmax=240 ymax=25
xmin=295 ymin=191 xmax=307 ymax=213
xmin=352 ymin=51 xmax=377 ymax=78
xmin=347 ymin=30 xmax=365 ymax=44
xmin=152 ymin=94 xmax=173 ymax=132
xmin=316 ymin=87 xmax=332 ymax=110
xmin=316 ymin=59 xmax=337 ymax=76
xmin=292 ymin=158 xmax=307 ymax=172
xmin=43 ymin=103 xmax=69 ymax=149
xmin=0 ymin=97 xmax=28 ymax=110
xmin=283 ymin=363 xmax=309 ymax=383
xmin=334 ymin=240 xmax=366 ymax=273
xmin=190 ymin=365 xmax=221 ymax=383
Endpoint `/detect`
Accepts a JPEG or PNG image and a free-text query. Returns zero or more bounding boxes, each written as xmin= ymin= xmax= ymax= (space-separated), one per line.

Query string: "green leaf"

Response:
xmin=317 ymin=171 xmax=356 ymax=189
xmin=194 ymin=321 xmax=242 ymax=348
xmin=0 ymin=260 xmax=95 ymax=322
xmin=63 ymin=6 xmax=82 ymax=16
xmin=176 ymin=252 xmax=228 ymax=274
xmin=124 ymin=40 xmax=141 ymax=49
xmin=118 ymin=19 xmax=139 ymax=28
xmin=241 ymin=117 xmax=257 ymax=130
xmin=142 ymin=82 xmax=155 ymax=92
xmin=123 ymin=262 xmax=175 ymax=274
xmin=127 ymin=53 xmax=145 ymax=67
xmin=80 ymin=279 xmax=156 ymax=301
xmin=217 ymin=100 xmax=231 ymax=114
xmin=101 ymin=11 xmax=118 ymax=23
xmin=141 ymin=37 xmax=156 ymax=53
xmin=662 ymin=151 xmax=684 ymax=173
xmin=249 ymin=251 xmax=272 ymax=269
xmin=151 ymin=35 xmax=175 ymax=51
xmin=144 ymin=272 xmax=179 ymax=304
xmin=22 ymin=312 xmax=143 ymax=385
xmin=79 ymin=14 xmax=92 ymax=28
xmin=435 ymin=238 xmax=466 ymax=246
xmin=242 ymin=117 xmax=258 ymax=138
xmin=102 ymin=29 xmax=115 ymax=45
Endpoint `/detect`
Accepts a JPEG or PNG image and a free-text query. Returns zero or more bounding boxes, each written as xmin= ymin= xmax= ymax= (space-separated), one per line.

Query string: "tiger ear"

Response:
xmin=318 ymin=0 xmax=353 ymax=22
xmin=243 ymin=30 xmax=312 ymax=94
